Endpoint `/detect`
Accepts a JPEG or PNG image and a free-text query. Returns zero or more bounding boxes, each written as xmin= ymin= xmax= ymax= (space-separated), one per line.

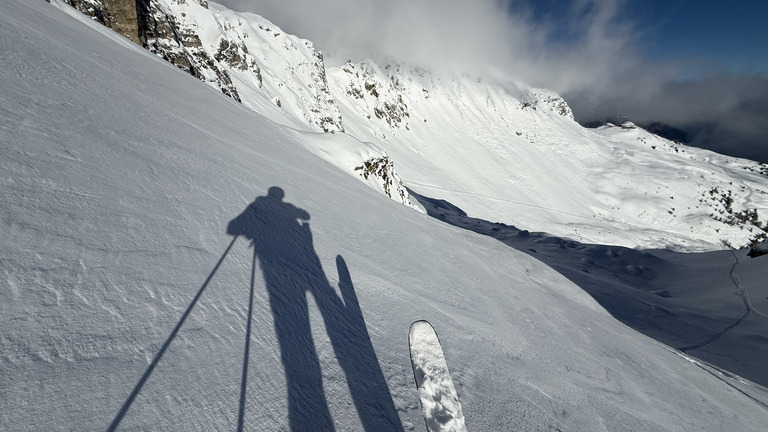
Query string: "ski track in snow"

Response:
xmin=406 ymin=180 xmax=597 ymax=221
xmin=663 ymin=345 xmax=768 ymax=410
xmin=679 ymin=250 xmax=768 ymax=352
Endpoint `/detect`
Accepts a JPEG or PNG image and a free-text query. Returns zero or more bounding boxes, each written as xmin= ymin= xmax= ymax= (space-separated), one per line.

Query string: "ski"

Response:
xmin=408 ymin=320 xmax=467 ymax=432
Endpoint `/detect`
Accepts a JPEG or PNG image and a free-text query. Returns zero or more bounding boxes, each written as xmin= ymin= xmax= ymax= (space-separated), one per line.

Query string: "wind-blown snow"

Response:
xmin=2 ymin=1 xmax=768 ymax=431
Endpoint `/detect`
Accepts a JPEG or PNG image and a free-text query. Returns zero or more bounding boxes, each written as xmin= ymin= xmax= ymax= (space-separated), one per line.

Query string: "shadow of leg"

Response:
xmin=274 ymin=294 xmax=335 ymax=431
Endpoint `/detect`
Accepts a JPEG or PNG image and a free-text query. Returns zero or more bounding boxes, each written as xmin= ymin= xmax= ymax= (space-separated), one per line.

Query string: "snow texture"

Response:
xmin=2 ymin=1 xmax=768 ymax=431
xmin=409 ymin=321 xmax=466 ymax=432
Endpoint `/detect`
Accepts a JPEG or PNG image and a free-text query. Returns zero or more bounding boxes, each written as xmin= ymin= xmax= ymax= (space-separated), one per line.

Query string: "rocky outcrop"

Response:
xmin=337 ymin=61 xmax=412 ymax=133
xmin=523 ymin=88 xmax=575 ymax=119
xmin=302 ymin=50 xmax=344 ymax=132
xmin=64 ymin=0 xmax=140 ymax=43
xmin=61 ymin=0 xmax=345 ymax=132
xmin=355 ymin=156 xmax=415 ymax=207
xmin=140 ymin=0 xmax=246 ymax=101
xmin=64 ymin=0 xmax=247 ymax=101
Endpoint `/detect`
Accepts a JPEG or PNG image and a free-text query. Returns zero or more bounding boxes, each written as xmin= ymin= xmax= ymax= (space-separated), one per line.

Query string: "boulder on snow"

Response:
xmin=748 ymin=238 xmax=768 ymax=258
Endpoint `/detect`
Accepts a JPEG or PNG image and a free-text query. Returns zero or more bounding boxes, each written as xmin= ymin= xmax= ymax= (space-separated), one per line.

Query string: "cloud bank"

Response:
xmin=216 ymin=0 xmax=768 ymax=162
xmin=218 ymin=0 xmax=650 ymax=95
xmin=571 ymin=73 xmax=768 ymax=163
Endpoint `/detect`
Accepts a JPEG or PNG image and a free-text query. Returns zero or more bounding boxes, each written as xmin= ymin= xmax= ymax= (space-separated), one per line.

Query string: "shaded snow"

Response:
xmin=410 ymin=188 xmax=768 ymax=388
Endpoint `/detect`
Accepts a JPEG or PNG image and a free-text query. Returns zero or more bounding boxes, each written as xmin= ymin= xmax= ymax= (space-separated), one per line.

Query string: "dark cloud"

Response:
xmin=569 ymin=74 xmax=768 ymax=163
xmin=215 ymin=0 xmax=768 ymax=163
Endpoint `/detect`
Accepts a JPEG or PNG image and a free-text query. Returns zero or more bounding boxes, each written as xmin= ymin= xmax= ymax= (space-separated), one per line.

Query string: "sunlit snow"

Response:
xmin=2 ymin=1 xmax=768 ymax=431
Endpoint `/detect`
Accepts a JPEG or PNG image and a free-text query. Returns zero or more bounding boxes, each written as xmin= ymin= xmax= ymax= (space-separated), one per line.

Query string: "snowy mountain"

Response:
xmin=58 ymin=0 xmax=768 ymax=252
xmin=3 ymin=1 xmax=768 ymax=431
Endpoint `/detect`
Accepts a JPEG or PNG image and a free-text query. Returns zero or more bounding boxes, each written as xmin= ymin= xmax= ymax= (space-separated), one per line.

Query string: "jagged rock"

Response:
xmin=749 ymin=239 xmax=768 ymax=258
xmin=334 ymin=61 xmax=412 ymax=133
xmin=305 ymin=51 xmax=344 ymax=132
xmin=354 ymin=156 xmax=414 ymax=207
xmin=523 ymin=88 xmax=574 ymax=120
xmin=64 ymin=0 xmax=141 ymax=43
xmin=64 ymin=0 xmax=243 ymax=101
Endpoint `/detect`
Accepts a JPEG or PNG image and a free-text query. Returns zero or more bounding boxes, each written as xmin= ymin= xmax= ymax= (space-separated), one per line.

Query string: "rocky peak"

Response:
xmin=332 ymin=61 xmax=414 ymax=137
xmin=64 ymin=0 xmax=141 ymax=44
xmin=60 ymin=0 xmax=345 ymax=133
xmin=518 ymin=88 xmax=574 ymax=120
xmin=64 ymin=0 xmax=246 ymax=101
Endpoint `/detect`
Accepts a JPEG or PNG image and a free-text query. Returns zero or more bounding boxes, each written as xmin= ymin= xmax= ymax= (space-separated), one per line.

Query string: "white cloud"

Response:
xmin=215 ymin=0 xmax=768 ymax=162
xmin=217 ymin=0 xmax=658 ymax=94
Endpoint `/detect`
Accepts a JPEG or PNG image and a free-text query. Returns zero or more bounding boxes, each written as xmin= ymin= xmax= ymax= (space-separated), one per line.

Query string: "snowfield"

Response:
xmin=2 ymin=1 xmax=768 ymax=431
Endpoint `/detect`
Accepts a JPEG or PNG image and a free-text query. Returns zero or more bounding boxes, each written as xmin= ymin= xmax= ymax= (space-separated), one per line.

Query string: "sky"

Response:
xmin=216 ymin=0 xmax=768 ymax=162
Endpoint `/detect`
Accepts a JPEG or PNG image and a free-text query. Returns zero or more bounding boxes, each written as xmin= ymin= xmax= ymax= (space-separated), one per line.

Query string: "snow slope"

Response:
xmin=56 ymin=0 xmax=768 ymax=252
xmin=2 ymin=1 xmax=768 ymax=431
xmin=326 ymin=63 xmax=768 ymax=251
xmin=410 ymin=188 xmax=768 ymax=388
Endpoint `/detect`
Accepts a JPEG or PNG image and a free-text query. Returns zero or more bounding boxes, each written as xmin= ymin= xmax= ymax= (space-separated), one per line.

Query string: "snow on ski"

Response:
xmin=409 ymin=320 xmax=467 ymax=432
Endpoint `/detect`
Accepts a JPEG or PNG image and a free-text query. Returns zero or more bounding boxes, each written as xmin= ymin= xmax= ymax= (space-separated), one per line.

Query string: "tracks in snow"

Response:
xmin=678 ymin=251 xmax=764 ymax=353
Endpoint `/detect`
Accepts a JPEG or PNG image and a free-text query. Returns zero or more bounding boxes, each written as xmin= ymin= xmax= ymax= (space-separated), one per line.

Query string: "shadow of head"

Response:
xmin=268 ymin=186 xmax=284 ymax=201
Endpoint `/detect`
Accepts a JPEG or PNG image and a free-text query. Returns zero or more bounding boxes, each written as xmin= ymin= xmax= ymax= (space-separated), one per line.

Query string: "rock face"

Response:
xmin=338 ymin=62 xmax=412 ymax=132
xmin=60 ymin=0 xmax=345 ymax=133
xmin=534 ymin=90 xmax=574 ymax=119
xmin=355 ymin=156 xmax=411 ymax=204
xmin=64 ymin=0 xmax=141 ymax=43
xmin=64 ymin=0 xmax=245 ymax=101
xmin=141 ymin=1 xmax=246 ymax=101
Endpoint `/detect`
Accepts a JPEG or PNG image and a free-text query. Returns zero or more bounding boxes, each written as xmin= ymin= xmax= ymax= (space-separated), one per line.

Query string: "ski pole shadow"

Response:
xmin=107 ymin=236 xmax=238 ymax=432
xmin=237 ymin=252 xmax=257 ymax=431
xmin=228 ymin=186 xmax=403 ymax=431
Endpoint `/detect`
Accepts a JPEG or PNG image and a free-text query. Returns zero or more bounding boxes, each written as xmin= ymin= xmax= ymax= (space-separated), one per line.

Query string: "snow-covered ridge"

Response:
xmin=57 ymin=0 xmax=422 ymax=209
xmin=327 ymin=60 xmax=574 ymax=140
xmin=58 ymin=0 xmax=768 ymax=251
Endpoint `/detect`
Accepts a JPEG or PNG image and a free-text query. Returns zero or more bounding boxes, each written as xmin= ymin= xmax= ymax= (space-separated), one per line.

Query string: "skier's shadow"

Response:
xmin=228 ymin=186 xmax=403 ymax=432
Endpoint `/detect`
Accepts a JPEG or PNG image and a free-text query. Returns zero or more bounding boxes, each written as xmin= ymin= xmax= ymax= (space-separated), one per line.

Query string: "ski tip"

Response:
xmin=408 ymin=320 xmax=467 ymax=432
xmin=410 ymin=319 xmax=431 ymax=329
xmin=409 ymin=320 xmax=433 ymax=339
